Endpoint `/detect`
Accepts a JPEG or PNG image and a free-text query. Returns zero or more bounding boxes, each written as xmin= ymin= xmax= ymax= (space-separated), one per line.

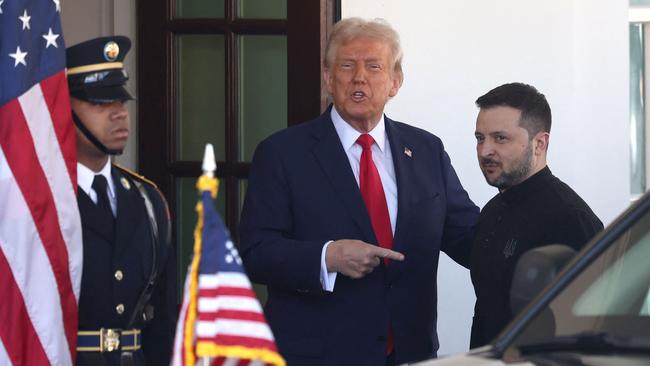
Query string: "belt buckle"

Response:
xmin=101 ymin=328 xmax=120 ymax=352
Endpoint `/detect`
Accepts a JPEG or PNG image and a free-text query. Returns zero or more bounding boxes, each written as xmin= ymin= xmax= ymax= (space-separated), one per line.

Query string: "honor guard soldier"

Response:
xmin=66 ymin=36 xmax=176 ymax=366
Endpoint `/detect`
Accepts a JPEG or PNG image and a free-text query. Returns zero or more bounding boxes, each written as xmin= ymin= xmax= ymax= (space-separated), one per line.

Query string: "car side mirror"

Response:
xmin=510 ymin=244 xmax=576 ymax=316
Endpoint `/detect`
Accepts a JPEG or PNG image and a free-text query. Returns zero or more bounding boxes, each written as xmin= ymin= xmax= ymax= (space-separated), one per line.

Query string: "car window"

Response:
xmin=642 ymin=286 xmax=650 ymax=316
xmin=572 ymin=228 xmax=650 ymax=316
xmin=512 ymin=207 xmax=650 ymax=347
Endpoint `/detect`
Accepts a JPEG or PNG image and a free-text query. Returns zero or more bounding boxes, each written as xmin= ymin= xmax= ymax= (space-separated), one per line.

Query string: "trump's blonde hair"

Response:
xmin=324 ymin=17 xmax=404 ymax=86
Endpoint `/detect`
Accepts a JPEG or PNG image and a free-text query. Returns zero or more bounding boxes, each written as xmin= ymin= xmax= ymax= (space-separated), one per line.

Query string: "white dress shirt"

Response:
xmin=320 ymin=106 xmax=398 ymax=291
xmin=77 ymin=160 xmax=117 ymax=217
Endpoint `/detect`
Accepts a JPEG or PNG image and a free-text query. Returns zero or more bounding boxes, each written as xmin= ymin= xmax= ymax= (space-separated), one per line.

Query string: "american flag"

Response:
xmin=172 ymin=175 xmax=284 ymax=366
xmin=0 ymin=0 xmax=83 ymax=365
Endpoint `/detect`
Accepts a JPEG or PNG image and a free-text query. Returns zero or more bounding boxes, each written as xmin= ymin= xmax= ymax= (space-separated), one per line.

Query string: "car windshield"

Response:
xmin=511 ymin=205 xmax=650 ymax=351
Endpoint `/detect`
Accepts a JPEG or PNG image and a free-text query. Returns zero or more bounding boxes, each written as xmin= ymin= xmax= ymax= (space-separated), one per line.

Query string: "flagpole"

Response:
xmin=182 ymin=144 xmax=218 ymax=366
xmin=172 ymin=143 xmax=285 ymax=366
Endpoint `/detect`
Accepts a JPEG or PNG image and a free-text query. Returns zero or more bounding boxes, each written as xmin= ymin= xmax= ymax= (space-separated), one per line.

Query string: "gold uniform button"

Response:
xmin=116 ymin=304 xmax=125 ymax=315
xmin=114 ymin=270 xmax=123 ymax=281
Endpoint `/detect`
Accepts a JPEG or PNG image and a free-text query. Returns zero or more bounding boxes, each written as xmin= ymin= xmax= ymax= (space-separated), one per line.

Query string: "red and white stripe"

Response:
xmin=195 ymin=272 xmax=275 ymax=347
xmin=215 ymin=358 xmax=265 ymax=366
xmin=171 ymin=267 xmax=193 ymax=366
xmin=0 ymin=71 xmax=83 ymax=366
xmin=171 ymin=270 xmax=280 ymax=366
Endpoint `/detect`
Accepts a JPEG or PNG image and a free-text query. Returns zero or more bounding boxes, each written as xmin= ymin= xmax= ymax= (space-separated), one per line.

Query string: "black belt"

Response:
xmin=77 ymin=328 xmax=141 ymax=352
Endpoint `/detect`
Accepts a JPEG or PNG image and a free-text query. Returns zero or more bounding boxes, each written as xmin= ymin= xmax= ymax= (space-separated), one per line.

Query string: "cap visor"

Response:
xmin=82 ymin=85 xmax=133 ymax=103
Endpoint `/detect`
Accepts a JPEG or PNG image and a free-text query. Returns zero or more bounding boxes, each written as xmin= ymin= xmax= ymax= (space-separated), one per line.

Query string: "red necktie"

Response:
xmin=356 ymin=134 xmax=394 ymax=355
xmin=357 ymin=134 xmax=393 ymax=254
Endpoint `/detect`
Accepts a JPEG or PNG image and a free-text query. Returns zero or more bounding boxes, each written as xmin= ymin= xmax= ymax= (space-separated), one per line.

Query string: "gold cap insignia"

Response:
xmin=120 ymin=177 xmax=131 ymax=190
xmin=103 ymin=41 xmax=120 ymax=62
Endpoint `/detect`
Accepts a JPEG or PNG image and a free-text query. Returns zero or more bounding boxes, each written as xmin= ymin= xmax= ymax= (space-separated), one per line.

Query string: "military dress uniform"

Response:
xmin=76 ymin=165 xmax=176 ymax=366
xmin=66 ymin=36 xmax=176 ymax=365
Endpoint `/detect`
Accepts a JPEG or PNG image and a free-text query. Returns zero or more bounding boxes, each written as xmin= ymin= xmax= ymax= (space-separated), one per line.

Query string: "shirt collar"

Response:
xmin=330 ymin=106 xmax=387 ymax=152
xmin=77 ymin=160 xmax=116 ymax=199
xmin=500 ymin=166 xmax=553 ymax=204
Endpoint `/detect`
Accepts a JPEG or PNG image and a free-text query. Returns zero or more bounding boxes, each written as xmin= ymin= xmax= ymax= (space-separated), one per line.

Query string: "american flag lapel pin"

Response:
xmin=404 ymin=147 xmax=412 ymax=158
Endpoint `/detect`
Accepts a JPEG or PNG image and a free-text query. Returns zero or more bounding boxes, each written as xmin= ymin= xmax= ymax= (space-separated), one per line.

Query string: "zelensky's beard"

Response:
xmin=481 ymin=142 xmax=533 ymax=190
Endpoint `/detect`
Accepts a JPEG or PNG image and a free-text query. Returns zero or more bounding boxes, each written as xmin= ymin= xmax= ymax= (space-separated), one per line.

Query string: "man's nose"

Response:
xmin=477 ymin=141 xmax=494 ymax=158
xmin=352 ymin=67 xmax=367 ymax=83
xmin=110 ymin=102 xmax=128 ymax=120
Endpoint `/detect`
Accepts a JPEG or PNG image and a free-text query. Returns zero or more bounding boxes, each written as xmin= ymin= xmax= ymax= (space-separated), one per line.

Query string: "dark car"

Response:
xmin=417 ymin=192 xmax=650 ymax=366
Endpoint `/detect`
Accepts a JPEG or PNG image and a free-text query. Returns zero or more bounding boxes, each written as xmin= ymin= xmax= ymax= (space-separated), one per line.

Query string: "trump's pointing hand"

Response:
xmin=326 ymin=239 xmax=405 ymax=279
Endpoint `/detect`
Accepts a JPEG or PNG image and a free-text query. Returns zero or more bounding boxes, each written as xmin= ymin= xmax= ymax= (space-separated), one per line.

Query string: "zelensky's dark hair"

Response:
xmin=476 ymin=82 xmax=552 ymax=137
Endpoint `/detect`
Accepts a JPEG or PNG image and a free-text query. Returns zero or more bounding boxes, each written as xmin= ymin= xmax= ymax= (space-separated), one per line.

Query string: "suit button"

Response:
xmin=114 ymin=270 xmax=123 ymax=281
xmin=116 ymin=304 xmax=125 ymax=315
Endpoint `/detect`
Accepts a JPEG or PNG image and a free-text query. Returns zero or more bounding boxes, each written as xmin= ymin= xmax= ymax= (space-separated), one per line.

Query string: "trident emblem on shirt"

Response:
xmin=503 ymin=238 xmax=517 ymax=258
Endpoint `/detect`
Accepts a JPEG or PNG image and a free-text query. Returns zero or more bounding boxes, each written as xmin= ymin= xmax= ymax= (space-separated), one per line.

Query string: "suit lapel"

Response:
xmin=386 ymin=118 xmax=415 ymax=251
xmin=310 ymin=112 xmax=376 ymax=244
xmin=385 ymin=118 xmax=416 ymax=277
xmin=112 ymin=168 xmax=143 ymax=257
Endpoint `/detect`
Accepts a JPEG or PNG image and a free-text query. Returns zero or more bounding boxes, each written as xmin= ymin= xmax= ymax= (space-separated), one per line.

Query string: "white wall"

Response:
xmin=60 ymin=0 xmax=631 ymax=357
xmin=343 ymin=0 xmax=630 ymax=357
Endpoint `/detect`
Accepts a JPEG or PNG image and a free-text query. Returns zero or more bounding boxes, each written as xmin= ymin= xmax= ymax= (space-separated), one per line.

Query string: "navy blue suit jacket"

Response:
xmin=240 ymin=108 xmax=478 ymax=365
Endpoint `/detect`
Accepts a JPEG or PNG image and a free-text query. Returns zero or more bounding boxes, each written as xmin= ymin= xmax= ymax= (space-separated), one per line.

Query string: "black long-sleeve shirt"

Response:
xmin=469 ymin=166 xmax=603 ymax=348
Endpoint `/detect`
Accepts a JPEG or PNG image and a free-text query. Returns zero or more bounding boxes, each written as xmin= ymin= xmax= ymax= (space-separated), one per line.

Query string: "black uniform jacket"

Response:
xmin=469 ymin=166 xmax=603 ymax=348
xmin=76 ymin=165 xmax=176 ymax=366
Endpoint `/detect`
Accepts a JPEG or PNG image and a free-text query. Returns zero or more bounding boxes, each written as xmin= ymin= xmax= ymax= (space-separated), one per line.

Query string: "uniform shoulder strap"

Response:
xmin=113 ymin=164 xmax=159 ymax=188
xmin=112 ymin=164 xmax=169 ymax=329
xmin=113 ymin=164 xmax=172 ymax=230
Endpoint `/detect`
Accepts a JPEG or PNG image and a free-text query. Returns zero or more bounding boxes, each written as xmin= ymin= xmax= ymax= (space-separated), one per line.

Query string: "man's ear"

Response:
xmin=388 ymin=72 xmax=402 ymax=98
xmin=534 ymin=132 xmax=550 ymax=155
xmin=323 ymin=68 xmax=333 ymax=94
